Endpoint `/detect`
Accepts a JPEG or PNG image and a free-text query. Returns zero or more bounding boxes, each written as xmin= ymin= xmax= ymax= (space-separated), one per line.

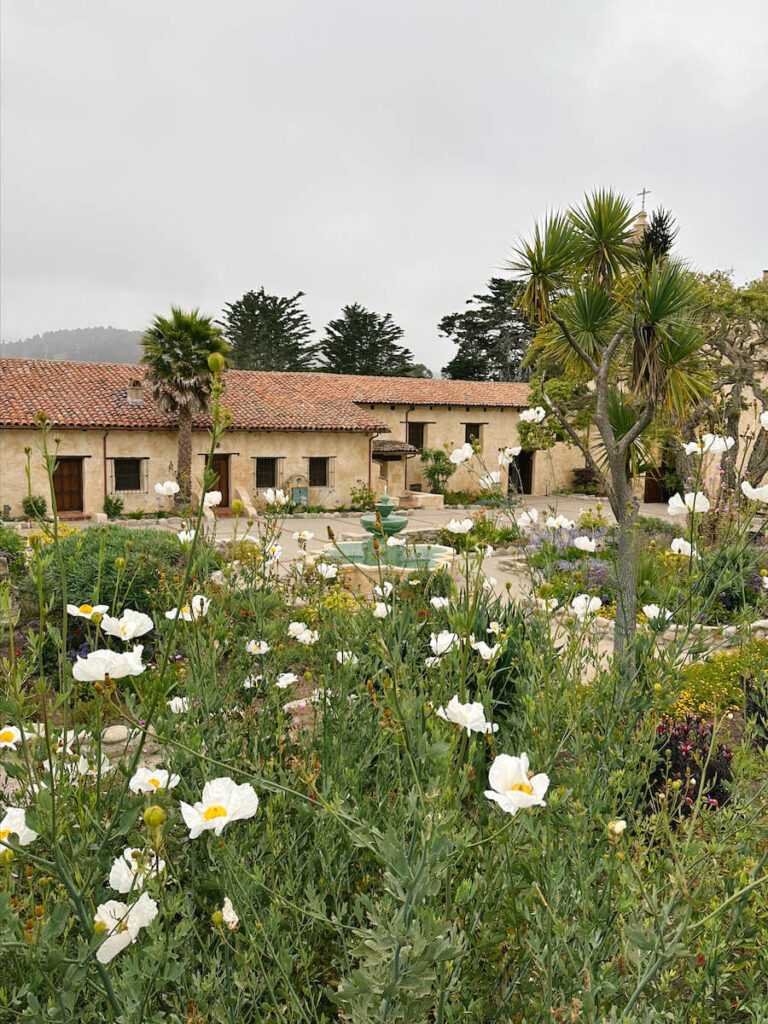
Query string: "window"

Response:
xmin=255 ymin=458 xmax=277 ymax=489
xmin=113 ymin=458 xmax=143 ymax=492
xmin=309 ymin=457 xmax=329 ymax=487
xmin=407 ymin=422 xmax=426 ymax=450
xmin=464 ymin=423 xmax=483 ymax=445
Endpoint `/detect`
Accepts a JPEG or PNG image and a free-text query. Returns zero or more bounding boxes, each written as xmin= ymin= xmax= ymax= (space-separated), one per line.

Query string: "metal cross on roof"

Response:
xmin=637 ymin=186 xmax=651 ymax=211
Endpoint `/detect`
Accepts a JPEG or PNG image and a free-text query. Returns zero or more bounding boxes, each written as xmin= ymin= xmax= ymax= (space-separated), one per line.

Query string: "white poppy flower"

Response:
xmin=203 ymin=490 xmax=222 ymax=508
xmin=77 ymin=751 xmax=113 ymax=778
xmin=292 ymin=530 xmax=314 ymax=542
xmin=701 ymin=433 xmax=735 ymax=454
xmin=741 ymin=480 xmax=768 ymax=502
xmin=94 ymin=892 xmax=158 ymax=964
xmin=221 ymin=897 xmax=239 ymax=930
xmin=374 ymin=581 xmax=394 ymax=598
xmin=436 ymin=695 xmax=499 ymax=735
xmin=386 ymin=536 xmax=406 ymax=547
xmin=295 ymin=628 xmax=319 ymax=646
xmin=516 ymin=508 xmax=539 ymax=527
xmin=155 ymin=480 xmax=180 ymax=497
xmin=67 ymin=603 xmax=109 ymax=621
xmin=180 ymin=777 xmax=259 ymax=839
xmin=288 ymin=621 xmax=308 ymax=638
xmin=246 ymin=640 xmax=270 ymax=655
xmin=372 ymin=602 xmax=390 ymax=618
xmin=487 ymin=621 xmax=501 ymax=635
xmin=0 ymin=726 xmax=22 ymax=750
xmin=316 ymin=563 xmax=339 ymax=579
xmin=128 ymin=767 xmax=180 ymax=794
xmin=479 ymin=471 xmax=502 ymax=488
xmin=485 ymin=752 xmax=549 ymax=815
xmin=536 ymin=596 xmax=559 ymax=611
xmin=573 ymin=536 xmax=596 ymax=553
xmin=519 ymin=406 xmax=546 ymax=424
xmin=166 ymin=696 xmax=189 ymax=713
xmin=761 ymin=411 xmax=768 ymax=431
xmin=424 ymin=656 xmax=443 ymax=667
xmin=101 ymin=609 xmax=154 ymax=641
xmin=670 ymin=537 xmax=696 ymax=557
xmin=265 ymin=543 xmax=282 ymax=563
xmin=177 ymin=530 xmax=195 ymax=544
xmin=498 ymin=446 xmax=522 ymax=466
xmin=108 ymin=847 xmax=165 ymax=894
xmin=0 ymin=806 xmax=37 ymax=846
xmin=643 ymin=604 xmax=673 ymax=625
xmin=682 ymin=440 xmax=703 ymax=455
xmin=263 ymin=488 xmax=288 ymax=507
xmin=430 ymin=596 xmax=450 ymax=610
xmin=449 ymin=442 xmax=474 ymax=465
xmin=481 ymin=577 xmax=498 ymax=591
xmin=668 ymin=492 xmax=710 ymax=515
xmin=546 ymin=514 xmax=575 ymax=530
xmin=243 ymin=674 xmax=263 ymax=689
xmin=471 ymin=640 xmax=500 ymax=661
xmin=571 ymin=594 xmax=602 ymax=622
xmin=430 ymin=631 xmax=459 ymax=656
xmin=72 ymin=645 xmax=145 ymax=682
xmin=445 ymin=518 xmax=473 ymax=534
xmin=165 ymin=595 xmax=210 ymax=621
xmin=336 ymin=650 xmax=359 ymax=665
xmin=275 ymin=672 xmax=298 ymax=689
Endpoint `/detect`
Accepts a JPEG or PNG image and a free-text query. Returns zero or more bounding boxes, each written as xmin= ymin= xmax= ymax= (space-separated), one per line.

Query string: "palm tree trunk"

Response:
xmin=177 ymin=405 xmax=193 ymax=503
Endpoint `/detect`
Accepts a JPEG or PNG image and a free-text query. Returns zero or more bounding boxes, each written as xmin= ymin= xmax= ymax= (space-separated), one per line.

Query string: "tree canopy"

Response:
xmin=317 ymin=303 xmax=422 ymax=376
xmin=219 ymin=288 xmax=314 ymax=371
xmin=440 ymin=278 xmax=534 ymax=381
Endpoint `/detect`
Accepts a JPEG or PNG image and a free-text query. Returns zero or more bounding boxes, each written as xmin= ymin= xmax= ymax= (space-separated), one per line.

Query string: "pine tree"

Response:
xmin=318 ymin=304 xmax=418 ymax=376
xmin=440 ymin=278 xmax=533 ymax=381
xmin=219 ymin=288 xmax=314 ymax=371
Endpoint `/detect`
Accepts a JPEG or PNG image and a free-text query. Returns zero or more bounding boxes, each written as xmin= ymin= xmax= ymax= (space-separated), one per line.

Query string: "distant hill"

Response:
xmin=0 ymin=327 xmax=143 ymax=363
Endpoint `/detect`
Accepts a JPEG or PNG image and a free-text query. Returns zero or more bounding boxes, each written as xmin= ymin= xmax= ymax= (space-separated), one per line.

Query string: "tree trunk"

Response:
xmin=177 ymin=405 xmax=193 ymax=503
xmin=606 ymin=463 xmax=639 ymax=679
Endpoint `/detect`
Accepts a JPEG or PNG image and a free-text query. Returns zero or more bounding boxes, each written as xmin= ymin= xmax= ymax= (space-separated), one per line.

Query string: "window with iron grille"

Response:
xmin=309 ymin=457 xmax=329 ymax=487
xmin=464 ymin=423 xmax=483 ymax=445
xmin=255 ymin=458 xmax=277 ymax=489
xmin=113 ymin=458 xmax=144 ymax=492
xmin=407 ymin=422 xmax=426 ymax=450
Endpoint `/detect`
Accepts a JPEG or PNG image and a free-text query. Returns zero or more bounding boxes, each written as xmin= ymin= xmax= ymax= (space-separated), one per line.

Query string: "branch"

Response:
xmin=550 ymin=314 xmax=599 ymax=375
xmin=616 ymin=398 xmax=656 ymax=457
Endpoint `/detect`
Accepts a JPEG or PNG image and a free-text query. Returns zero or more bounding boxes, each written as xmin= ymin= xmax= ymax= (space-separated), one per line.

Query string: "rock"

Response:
xmin=102 ymin=725 xmax=129 ymax=744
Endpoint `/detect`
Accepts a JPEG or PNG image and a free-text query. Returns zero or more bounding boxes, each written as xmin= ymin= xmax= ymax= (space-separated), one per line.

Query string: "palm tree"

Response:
xmin=509 ymin=193 xmax=707 ymax=672
xmin=141 ymin=307 xmax=230 ymax=502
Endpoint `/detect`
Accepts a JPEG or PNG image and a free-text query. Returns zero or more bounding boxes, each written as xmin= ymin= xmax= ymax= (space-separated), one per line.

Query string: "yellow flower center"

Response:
xmin=509 ymin=782 xmax=533 ymax=795
xmin=79 ymin=604 xmax=93 ymax=615
xmin=181 ymin=605 xmax=189 ymax=614
xmin=148 ymin=778 xmax=161 ymax=788
xmin=0 ymin=829 xmax=9 ymax=840
xmin=116 ymin=920 xmax=129 ymax=933
xmin=204 ymin=805 xmax=228 ymax=821
xmin=0 ymin=730 xmax=16 ymax=743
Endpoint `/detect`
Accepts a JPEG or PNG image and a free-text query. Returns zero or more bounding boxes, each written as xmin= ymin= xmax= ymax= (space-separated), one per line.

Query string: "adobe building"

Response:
xmin=0 ymin=359 xmax=579 ymax=517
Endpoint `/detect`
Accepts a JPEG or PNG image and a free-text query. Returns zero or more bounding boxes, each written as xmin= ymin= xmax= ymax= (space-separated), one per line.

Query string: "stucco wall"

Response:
xmin=0 ymin=427 xmax=373 ymax=515
xmin=366 ymin=404 xmax=579 ymax=496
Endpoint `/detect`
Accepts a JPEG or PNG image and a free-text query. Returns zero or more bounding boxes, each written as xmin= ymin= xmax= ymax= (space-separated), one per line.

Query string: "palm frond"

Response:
xmin=506 ymin=212 xmax=575 ymax=324
xmin=569 ymin=189 xmax=636 ymax=285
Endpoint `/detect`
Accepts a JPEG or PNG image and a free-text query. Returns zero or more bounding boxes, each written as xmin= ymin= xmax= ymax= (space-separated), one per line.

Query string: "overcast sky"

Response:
xmin=2 ymin=0 xmax=766 ymax=372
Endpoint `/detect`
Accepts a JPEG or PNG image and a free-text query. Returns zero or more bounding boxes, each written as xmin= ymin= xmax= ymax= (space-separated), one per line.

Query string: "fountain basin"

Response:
xmin=318 ymin=539 xmax=455 ymax=594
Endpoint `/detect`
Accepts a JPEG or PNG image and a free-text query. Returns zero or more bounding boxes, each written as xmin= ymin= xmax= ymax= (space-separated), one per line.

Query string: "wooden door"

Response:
xmin=210 ymin=454 xmax=230 ymax=507
xmin=53 ymin=457 xmax=83 ymax=512
xmin=509 ymin=451 xmax=534 ymax=495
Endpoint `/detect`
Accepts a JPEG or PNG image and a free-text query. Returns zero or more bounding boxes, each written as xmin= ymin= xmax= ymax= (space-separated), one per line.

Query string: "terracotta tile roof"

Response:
xmin=0 ymin=359 xmax=531 ymax=433
xmin=372 ymin=439 xmax=420 ymax=455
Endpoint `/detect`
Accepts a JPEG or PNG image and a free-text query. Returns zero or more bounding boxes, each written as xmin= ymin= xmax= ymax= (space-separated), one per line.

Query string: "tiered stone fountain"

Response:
xmin=320 ymin=489 xmax=454 ymax=592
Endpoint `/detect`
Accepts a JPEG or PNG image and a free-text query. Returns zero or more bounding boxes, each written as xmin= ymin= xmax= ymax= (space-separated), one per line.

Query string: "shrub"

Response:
xmin=26 ymin=526 xmax=185 ymax=617
xmin=419 ymin=447 xmax=457 ymax=493
xmin=0 ymin=523 xmax=26 ymax=584
xmin=443 ymin=489 xmax=479 ymax=506
xmin=349 ymin=480 xmax=376 ymax=510
xmin=673 ymin=639 xmax=768 ymax=717
xmin=22 ymin=494 xmax=47 ymax=518
xmin=103 ymin=495 xmax=125 ymax=520
xmin=127 ymin=508 xmax=146 ymax=520
xmin=571 ymin=464 xmax=603 ymax=494
xmin=650 ymin=713 xmax=734 ymax=812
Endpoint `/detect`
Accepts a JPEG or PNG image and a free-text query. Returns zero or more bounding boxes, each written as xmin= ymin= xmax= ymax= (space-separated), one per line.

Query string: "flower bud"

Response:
xmin=653 ymin=683 xmax=662 ymax=693
xmin=143 ymin=805 xmax=166 ymax=829
xmin=208 ymin=352 xmax=225 ymax=373
xmin=211 ymin=910 xmax=224 ymax=928
xmin=232 ymin=499 xmax=244 ymax=515
xmin=91 ymin=612 xmax=103 ymax=626
xmin=93 ymin=920 xmax=107 ymax=934
xmin=25 ymin=865 xmax=34 ymax=878
xmin=0 ymin=849 xmax=14 ymax=866
xmin=115 ymin=557 xmax=126 ymax=569
xmin=34 ymin=904 xmax=44 ymax=918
